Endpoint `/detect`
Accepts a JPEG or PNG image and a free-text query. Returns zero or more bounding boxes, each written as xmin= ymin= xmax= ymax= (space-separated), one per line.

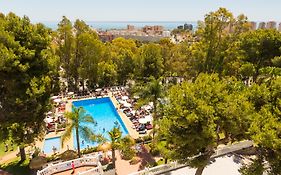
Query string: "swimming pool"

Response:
xmin=43 ymin=136 xmax=61 ymax=154
xmin=72 ymin=97 xmax=129 ymax=149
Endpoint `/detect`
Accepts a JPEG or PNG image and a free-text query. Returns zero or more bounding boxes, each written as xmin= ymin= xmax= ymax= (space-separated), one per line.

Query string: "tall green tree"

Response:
xmin=190 ymin=8 xmax=249 ymax=77
xmin=135 ymin=43 xmax=163 ymax=80
xmin=0 ymin=13 xmax=56 ymax=160
xmin=62 ymin=107 xmax=102 ymax=157
xmin=57 ymin=16 xmax=75 ymax=91
xmin=239 ymin=29 xmax=281 ymax=82
xmin=110 ymin=37 xmax=137 ymax=85
xmin=245 ymin=77 xmax=281 ymax=174
xmin=159 ymin=74 xmax=253 ymax=175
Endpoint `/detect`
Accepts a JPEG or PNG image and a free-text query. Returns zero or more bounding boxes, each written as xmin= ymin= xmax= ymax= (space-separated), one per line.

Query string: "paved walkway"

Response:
xmin=115 ymin=145 xmax=160 ymax=175
xmin=53 ymin=166 xmax=96 ymax=175
xmin=163 ymin=155 xmax=241 ymax=175
xmin=0 ymin=150 xmax=18 ymax=164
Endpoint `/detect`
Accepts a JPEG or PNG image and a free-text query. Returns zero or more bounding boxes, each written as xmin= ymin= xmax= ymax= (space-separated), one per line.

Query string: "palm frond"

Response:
xmin=91 ymin=133 xmax=106 ymax=143
xmin=81 ymin=115 xmax=96 ymax=124
xmin=79 ymin=126 xmax=94 ymax=142
xmin=61 ymin=123 xmax=74 ymax=147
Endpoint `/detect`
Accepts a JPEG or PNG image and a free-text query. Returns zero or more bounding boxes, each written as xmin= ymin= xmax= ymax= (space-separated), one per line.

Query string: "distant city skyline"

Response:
xmin=0 ymin=0 xmax=281 ymax=22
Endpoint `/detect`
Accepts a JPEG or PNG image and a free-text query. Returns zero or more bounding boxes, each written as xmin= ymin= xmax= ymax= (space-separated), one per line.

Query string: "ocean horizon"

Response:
xmin=38 ymin=21 xmax=199 ymax=31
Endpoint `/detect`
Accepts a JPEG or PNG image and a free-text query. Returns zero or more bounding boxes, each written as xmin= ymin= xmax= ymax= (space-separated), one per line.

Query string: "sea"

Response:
xmin=40 ymin=21 xmax=198 ymax=31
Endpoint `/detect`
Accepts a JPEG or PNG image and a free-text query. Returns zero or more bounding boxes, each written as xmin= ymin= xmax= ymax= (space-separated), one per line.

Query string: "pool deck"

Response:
xmin=35 ymin=101 xmax=74 ymax=156
xmin=70 ymin=93 xmax=140 ymax=139
xmin=36 ymin=93 xmax=140 ymax=156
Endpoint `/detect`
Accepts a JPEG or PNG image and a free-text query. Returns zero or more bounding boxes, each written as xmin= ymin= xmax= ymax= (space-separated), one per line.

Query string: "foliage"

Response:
xmin=159 ymin=73 xmax=254 ymax=174
xmin=120 ymin=136 xmax=136 ymax=160
xmin=129 ymin=157 xmax=141 ymax=165
xmin=108 ymin=124 xmax=122 ymax=168
xmin=0 ymin=157 xmax=31 ymax=175
xmin=80 ymin=146 xmax=98 ymax=154
xmin=0 ymin=12 xmax=56 ymax=160
xmin=134 ymin=43 xmax=164 ymax=80
xmin=61 ymin=106 xmax=103 ymax=157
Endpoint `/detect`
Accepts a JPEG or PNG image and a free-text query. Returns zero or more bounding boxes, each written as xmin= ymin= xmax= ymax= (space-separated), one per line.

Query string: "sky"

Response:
xmin=0 ymin=0 xmax=281 ymax=22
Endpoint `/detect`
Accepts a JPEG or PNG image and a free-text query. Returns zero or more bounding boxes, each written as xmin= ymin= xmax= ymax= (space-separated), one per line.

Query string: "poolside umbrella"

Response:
xmin=118 ymin=100 xmax=126 ymax=105
xmin=54 ymin=98 xmax=62 ymax=103
xmin=123 ymin=103 xmax=132 ymax=108
xmin=139 ymin=118 xmax=147 ymax=124
xmin=44 ymin=117 xmax=53 ymax=123
xmin=60 ymin=150 xmax=78 ymax=161
xmin=67 ymin=92 xmax=74 ymax=95
xmin=29 ymin=156 xmax=47 ymax=170
xmin=50 ymin=96 xmax=59 ymax=99
xmin=95 ymin=88 xmax=102 ymax=92
xmin=121 ymin=96 xmax=129 ymax=100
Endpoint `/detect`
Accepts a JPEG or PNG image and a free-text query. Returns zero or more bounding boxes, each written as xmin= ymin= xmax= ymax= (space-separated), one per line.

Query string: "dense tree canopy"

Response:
xmin=2 ymin=7 xmax=281 ymax=174
xmin=159 ymin=74 xmax=254 ymax=175
xmin=0 ymin=13 xmax=56 ymax=160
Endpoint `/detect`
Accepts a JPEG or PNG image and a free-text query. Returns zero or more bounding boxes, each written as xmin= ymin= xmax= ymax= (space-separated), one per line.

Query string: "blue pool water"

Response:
xmin=43 ymin=137 xmax=61 ymax=154
xmin=72 ymin=97 xmax=129 ymax=149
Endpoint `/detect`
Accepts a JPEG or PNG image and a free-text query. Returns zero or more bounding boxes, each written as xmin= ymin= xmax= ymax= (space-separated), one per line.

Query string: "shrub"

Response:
xmin=46 ymin=154 xmax=60 ymax=162
xmin=101 ymin=157 xmax=110 ymax=165
xmin=149 ymin=143 xmax=160 ymax=156
xmin=143 ymin=135 xmax=152 ymax=142
xmin=121 ymin=148 xmax=136 ymax=160
xmin=129 ymin=157 xmax=140 ymax=165
xmin=135 ymin=137 xmax=143 ymax=143
xmin=81 ymin=146 xmax=98 ymax=155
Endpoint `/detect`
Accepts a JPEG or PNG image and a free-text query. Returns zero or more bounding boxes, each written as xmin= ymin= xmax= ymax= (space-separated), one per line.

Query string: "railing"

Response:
xmin=128 ymin=162 xmax=184 ymax=175
xmin=77 ymin=162 xmax=104 ymax=175
xmin=37 ymin=156 xmax=102 ymax=175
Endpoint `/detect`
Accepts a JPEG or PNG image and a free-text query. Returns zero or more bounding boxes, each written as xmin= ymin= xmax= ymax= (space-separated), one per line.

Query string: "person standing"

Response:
xmin=10 ymin=141 xmax=14 ymax=151
xmin=4 ymin=142 xmax=8 ymax=152
xmin=71 ymin=161 xmax=75 ymax=174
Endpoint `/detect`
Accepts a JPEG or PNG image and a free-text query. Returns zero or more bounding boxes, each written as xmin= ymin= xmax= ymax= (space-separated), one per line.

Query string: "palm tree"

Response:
xmin=133 ymin=77 xmax=164 ymax=139
xmin=108 ymin=125 xmax=122 ymax=169
xmin=62 ymin=106 xmax=98 ymax=157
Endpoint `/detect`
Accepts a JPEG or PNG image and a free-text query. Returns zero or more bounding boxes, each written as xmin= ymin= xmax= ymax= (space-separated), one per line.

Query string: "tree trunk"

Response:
xmin=19 ymin=146 xmax=26 ymax=161
xmin=76 ymin=126 xmax=81 ymax=157
xmin=152 ymin=100 xmax=157 ymax=140
xmin=112 ymin=148 xmax=116 ymax=169
xmin=195 ymin=166 xmax=206 ymax=175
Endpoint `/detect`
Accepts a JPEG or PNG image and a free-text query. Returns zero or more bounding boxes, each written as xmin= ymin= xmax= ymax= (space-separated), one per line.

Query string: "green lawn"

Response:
xmin=0 ymin=157 xmax=31 ymax=175
xmin=0 ymin=140 xmax=18 ymax=157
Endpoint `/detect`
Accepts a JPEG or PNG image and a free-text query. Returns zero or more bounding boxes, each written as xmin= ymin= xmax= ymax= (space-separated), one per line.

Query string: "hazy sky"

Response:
xmin=0 ymin=0 xmax=280 ymax=22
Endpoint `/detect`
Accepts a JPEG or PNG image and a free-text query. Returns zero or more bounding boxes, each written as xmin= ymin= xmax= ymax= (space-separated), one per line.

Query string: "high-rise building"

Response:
xmin=142 ymin=25 xmax=164 ymax=35
xmin=184 ymin=23 xmax=193 ymax=31
xmin=153 ymin=25 xmax=164 ymax=34
xmin=127 ymin=25 xmax=135 ymax=31
xmin=162 ymin=31 xmax=171 ymax=37
xmin=278 ymin=23 xmax=281 ymax=32
xmin=248 ymin=22 xmax=257 ymax=30
xmin=266 ymin=21 xmax=277 ymax=29
xmin=177 ymin=25 xmax=184 ymax=30
xmin=258 ymin=22 xmax=266 ymax=29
